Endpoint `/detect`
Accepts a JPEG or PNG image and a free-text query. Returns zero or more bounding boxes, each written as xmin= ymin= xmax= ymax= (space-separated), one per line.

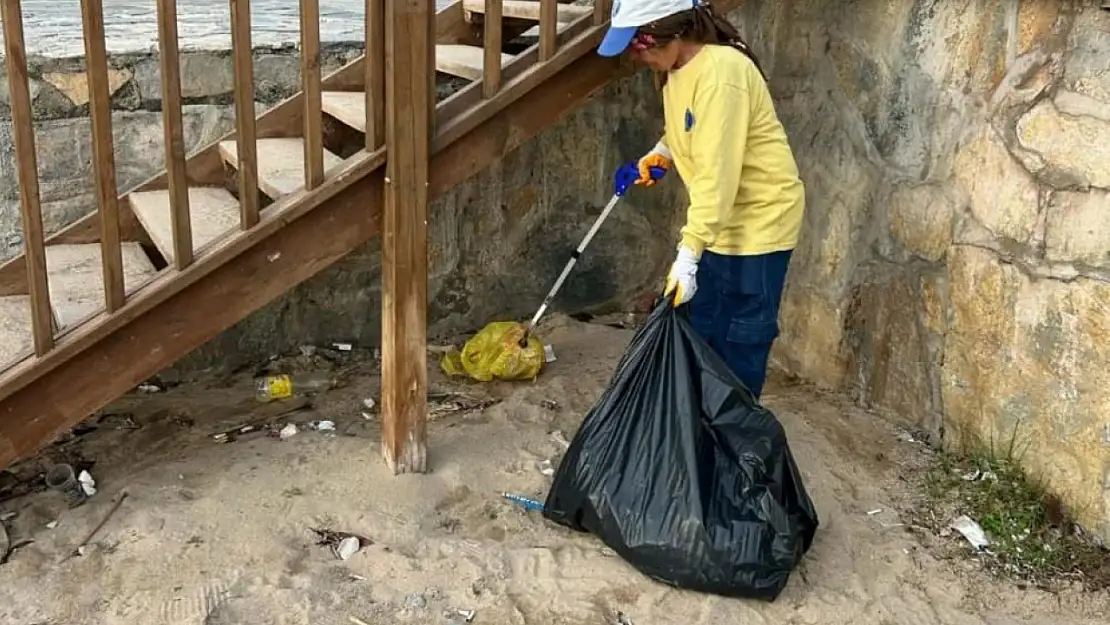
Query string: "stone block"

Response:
xmin=943 ymin=244 xmax=1110 ymax=539
xmin=886 ymin=182 xmax=957 ymax=262
xmin=772 ymin=286 xmax=849 ymax=390
xmin=1016 ymin=100 xmax=1110 ymax=189
xmin=1044 ymin=189 xmax=1110 ymax=267
xmin=1063 ymin=5 xmax=1110 ymax=106
xmin=953 ymin=127 xmax=1042 ymax=244
xmin=133 ymin=51 xmax=235 ymax=103
xmin=844 ymin=267 xmax=940 ymax=434
xmin=41 ymin=68 xmax=132 ymax=107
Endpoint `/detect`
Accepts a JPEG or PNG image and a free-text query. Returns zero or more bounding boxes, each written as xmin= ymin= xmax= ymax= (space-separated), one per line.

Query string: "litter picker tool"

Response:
xmin=520 ymin=165 xmax=666 ymax=345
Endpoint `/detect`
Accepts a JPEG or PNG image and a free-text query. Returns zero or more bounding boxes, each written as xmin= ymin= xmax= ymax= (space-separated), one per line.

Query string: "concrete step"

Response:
xmin=45 ymin=243 xmax=159 ymax=328
xmin=218 ymin=138 xmax=344 ymax=199
xmin=321 ymin=91 xmax=369 ymax=134
xmin=436 ymin=44 xmax=513 ymax=81
xmin=130 ymin=187 xmax=242 ymax=265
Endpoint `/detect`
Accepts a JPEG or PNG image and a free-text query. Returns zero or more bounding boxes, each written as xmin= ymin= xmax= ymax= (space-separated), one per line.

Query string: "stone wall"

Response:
xmin=728 ymin=0 xmax=1110 ymax=540
xmin=0 ymin=44 xmax=365 ymax=261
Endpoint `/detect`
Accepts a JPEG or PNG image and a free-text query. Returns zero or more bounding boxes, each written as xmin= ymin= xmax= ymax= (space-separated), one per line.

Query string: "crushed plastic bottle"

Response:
xmin=255 ymin=372 xmax=339 ymax=401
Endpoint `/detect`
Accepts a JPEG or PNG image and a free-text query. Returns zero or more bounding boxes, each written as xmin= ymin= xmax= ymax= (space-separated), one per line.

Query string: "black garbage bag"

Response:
xmin=542 ymin=300 xmax=819 ymax=601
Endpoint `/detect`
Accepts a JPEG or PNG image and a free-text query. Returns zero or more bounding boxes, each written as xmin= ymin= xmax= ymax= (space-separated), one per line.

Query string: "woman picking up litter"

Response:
xmin=604 ymin=0 xmax=805 ymax=400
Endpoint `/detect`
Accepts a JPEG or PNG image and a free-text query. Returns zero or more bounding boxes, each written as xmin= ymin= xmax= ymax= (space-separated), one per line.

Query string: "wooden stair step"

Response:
xmin=129 ymin=187 xmax=243 ymax=266
xmin=45 ymin=243 xmax=158 ymax=328
xmin=321 ymin=91 xmax=368 ymax=133
xmin=436 ymin=44 xmax=513 ymax=81
xmin=0 ymin=295 xmax=35 ymax=369
xmin=218 ymin=138 xmax=344 ymax=199
xmin=462 ymin=0 xmax=592 ymax=21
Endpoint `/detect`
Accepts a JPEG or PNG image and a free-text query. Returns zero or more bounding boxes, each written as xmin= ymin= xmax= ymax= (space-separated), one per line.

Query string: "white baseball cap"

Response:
xmin=598 ymin=0 xmax=701 ymax=57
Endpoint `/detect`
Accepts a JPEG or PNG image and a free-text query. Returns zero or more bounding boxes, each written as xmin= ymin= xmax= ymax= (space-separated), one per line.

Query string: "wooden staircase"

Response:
xmin=0 ymin=0 xmax=738 ymax=471
xmin=0 ymin=0 xmax=634 ymax=470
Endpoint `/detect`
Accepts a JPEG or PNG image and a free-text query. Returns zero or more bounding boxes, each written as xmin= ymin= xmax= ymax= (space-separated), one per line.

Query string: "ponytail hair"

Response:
xmin=637 ymin=2 xmax=766 ymax=81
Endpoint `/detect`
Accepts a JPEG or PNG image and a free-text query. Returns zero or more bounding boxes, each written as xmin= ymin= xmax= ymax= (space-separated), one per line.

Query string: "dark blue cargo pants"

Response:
xmin=687 ymin=249 xmax=793 ymax=400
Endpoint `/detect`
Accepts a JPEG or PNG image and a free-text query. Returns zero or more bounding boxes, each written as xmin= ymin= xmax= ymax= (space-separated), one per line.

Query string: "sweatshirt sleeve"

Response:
xmin=679 ymin=82 xmax=749 ymax=258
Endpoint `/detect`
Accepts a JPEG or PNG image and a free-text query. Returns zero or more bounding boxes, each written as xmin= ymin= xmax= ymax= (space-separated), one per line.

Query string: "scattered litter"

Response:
xmin=349 ymin=574 xmax=366 ymax=581
xmin=550 ymin=430 xmax=571 ymax=450
xmin=255 ymin=372 xmax=339 ymax=402
xmin=78 ymin=470 xmax=97 ymax=497
xmin=451 ymin=609 xmax=476 ymax=623
xmin=44 ymin=464 xmax=89 ymax=506
xmin=429 ymin=392 xmax=498 ymax=422
xmin=867 ymin=508 xmax=883 ymax=516
xmin=136 ymin=383 xmax=161 ymax=393
xmin=299 ymin=345 xmax=318 ymax=357
xmin=536 ymin=459 xmax=555 ymax=477
xmin=501 ymin=493 xmax=544 ymax=512
xmin=45 ymin=521 xmax=58 ymax=529
xmin=335 ymin=536 xmax=360 ymax=560
xmin=311 ymin=420 xmax=336 ymax=432
xmin=333 ymin=342 xmax=353 ymax=352
xmin=544 ymin=344 xmax=557 ymax=363
xmin=960 ymin=468 xmax=997 ymax=482
xmin=279 ymin=424 xmax=299 ymax=440
xmin=404 ymin=593 xmax=427 ymax=609
xmin=949 ymin=515 xmax=990 ymax=550
xmin=361 ymin=397 xmax=377 ymax=420
xmin=615 ymin=611 xmax=634 ymax=625
xmin=70 ymin=490 xmax=129 ymax=559
xmin=310 ymin=527 xmax=372 ymax=560
xmin=211 ymin=397 xmax=314 ymax=443
xmin=600 ymin=547 xmax=617 ymax=557
xmin=540 ymin=399 xmax=559 ymax=411
xmin=349 ymin=617 xmax=372 ymax=625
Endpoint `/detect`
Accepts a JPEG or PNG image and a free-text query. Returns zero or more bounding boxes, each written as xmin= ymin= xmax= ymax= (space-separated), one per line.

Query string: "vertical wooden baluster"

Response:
xmin=365 ymin=0 xmax=385 ymax=149
xmin=79 ymin=0 xmax=125 ymax=312
xmin=594 ymin=0 xmax=610 ymax=25
xmin=539 ymin=0 xmax=557 ymax=61
xmin=1 ymin=0 xmax=54 ymax=354
xmin=230 ymin=0 xmax=260 ymax=229
xmin=381 ymin=0 xmax=432 ymax=474
xmin=300 ymin=0 xmax=324 ymax=189
xmin=156 ymin=0 xmax=193 ymax=269
xmin=482 ymin=0 xmax=502 ymax=98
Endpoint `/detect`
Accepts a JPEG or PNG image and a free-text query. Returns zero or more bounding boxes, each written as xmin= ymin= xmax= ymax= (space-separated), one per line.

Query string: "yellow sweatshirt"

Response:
xmin=660 ymin=44 xmax=805 ymax=258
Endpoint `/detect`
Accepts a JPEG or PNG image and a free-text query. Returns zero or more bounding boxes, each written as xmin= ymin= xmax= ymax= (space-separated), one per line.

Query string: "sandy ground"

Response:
xmin=0 ymin=315 xmax=1108 ymax=625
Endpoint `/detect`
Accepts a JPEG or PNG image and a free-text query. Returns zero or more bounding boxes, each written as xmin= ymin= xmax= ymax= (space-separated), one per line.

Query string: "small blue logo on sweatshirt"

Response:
xmin=684 ymin=108 xmax=695 ymax=132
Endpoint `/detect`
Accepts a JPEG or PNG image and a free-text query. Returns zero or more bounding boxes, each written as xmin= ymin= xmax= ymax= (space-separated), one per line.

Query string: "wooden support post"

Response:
xmin=365 ymin=0 xmax=385 ymax=149
xmin=539 ymin=0 xmax=557 ymax=61
xmin=1 ymin=0 xmax=54 ymax=354
xmin=594 ymin=0 xmax=610 ymax=25
xmin=156 ymin=0 xmax=194 ymax=270
xmin=80 ymin=0 xmax=126 ymax=312
xmin=229 ymin=0 xmax=260 ymax=229
xmin=300 ymin=0 xmax=325 ymax=189
xmin=482 ymin=0 xmax=503 ymax=99
xmin=381 ymin=0 xmax=431 ymax=474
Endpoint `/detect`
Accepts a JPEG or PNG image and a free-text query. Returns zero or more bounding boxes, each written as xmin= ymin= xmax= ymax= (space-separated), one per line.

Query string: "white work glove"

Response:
xmin=664 ymin=247 xmax=699 ymax=306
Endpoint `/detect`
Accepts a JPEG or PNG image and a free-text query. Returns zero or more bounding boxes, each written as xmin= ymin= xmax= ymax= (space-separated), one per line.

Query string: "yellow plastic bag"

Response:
xmin=440 ymin=321 xmax=545 ymax=382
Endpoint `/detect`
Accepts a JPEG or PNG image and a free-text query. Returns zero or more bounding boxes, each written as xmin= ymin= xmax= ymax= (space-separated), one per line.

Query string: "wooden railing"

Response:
xmin=0 ymin=0 xmax=613 ymax=472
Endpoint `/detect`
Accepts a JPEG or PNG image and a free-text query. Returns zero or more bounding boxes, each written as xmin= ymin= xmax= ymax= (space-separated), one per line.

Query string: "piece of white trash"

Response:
xmin=537 ymin=459 xmax=555 ymax=477
xmin=544 ymin=344 xmax=556 ymax=363
xmin=950 ymin=515 xmax=990 ymax=550
xmin=279 ymin=424 xmax=298 ymax=440
xmin=77 ymin=470 xmax=97 ymax=497
xmin=550 ymin=430 xmax=571 ymax=450
xmin=314 ymin=420 xmax=336 ymax=432
xmin=335 ymin=536 xmax=361 ymax=560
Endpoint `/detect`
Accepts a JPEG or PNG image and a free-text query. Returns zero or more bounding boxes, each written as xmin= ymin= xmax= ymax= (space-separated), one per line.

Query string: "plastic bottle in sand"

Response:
xmin=255 ymin=372 xmax=338 ymax=401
